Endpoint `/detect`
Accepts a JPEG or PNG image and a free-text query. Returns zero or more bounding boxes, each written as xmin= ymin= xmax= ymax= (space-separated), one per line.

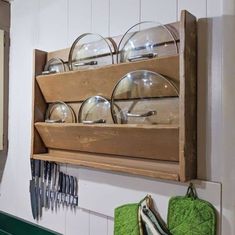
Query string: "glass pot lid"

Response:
xmin=111 ymin=70 xmax=179 ymax=124
xmin=68 ymin=33 xmax=114 ymax=71
xmin=45 ymin=101 xmax=76 ymax=123
xmin=117 ymin=21 xmax=178 ymax=63
xmin=78 ymin=96 xmax=113 ymax=124
xmin=42 ymin=58 xmax=66 ymax=75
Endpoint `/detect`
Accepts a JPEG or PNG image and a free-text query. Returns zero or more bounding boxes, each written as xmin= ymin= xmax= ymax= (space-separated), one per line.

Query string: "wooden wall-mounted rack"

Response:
xmin=31 ymin=10 xmax=197 ymax=182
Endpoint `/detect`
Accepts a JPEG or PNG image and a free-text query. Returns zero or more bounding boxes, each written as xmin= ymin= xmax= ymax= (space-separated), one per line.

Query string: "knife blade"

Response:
xmin=54 ymin=164 xmax=60 ymax=211
xmin=43 ymin=161 xmax=48 ymax=207
xmin=29 ymin=159 xmax=37 ymax=220
xmin=69 ymin=176 xmax=74 ymax=208
xmin=34 ymin=159 xmax=41 ymax=219
xmin=38 ymin=160 xmax=44 ymax=217
xmin=46 ymin=162 xmax=53 ymax=209
xmin=51 ymin=163 xmax=58 ymax=210
xmin=61 ymin=173 xmax=66 ymax=206
xmin=57 ymin=171 xmax=63 ymax=207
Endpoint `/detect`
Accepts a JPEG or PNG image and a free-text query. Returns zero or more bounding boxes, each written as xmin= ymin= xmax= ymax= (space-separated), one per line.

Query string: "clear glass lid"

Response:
xmin=45 ymin=101 xmax=76 ymax=123
xmin=43 ymin=58 xmax=66 ymax=75
xmin=111 ymin=70 xmax=179 ymax=124
xmin=68 ymin=33 xmax=115 ymax=71
xmin=78 ymin=96 xmax=113 ymax=124
xmin=117 ymin=21 xmax=178 ymax=63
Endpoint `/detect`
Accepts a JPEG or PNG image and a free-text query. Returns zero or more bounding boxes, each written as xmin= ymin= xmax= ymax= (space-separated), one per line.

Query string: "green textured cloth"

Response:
xmin=167 ymin=184 xmax=216 ymax=235
xmin=114 ymin=203 xmax=141 ymax=235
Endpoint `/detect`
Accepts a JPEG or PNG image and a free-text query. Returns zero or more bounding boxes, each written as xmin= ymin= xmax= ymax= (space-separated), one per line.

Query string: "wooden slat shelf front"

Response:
xmin=35 ymin=122 xmax=179 ymax=161
xmin=31 ymin=10 xmax=197 ymax=182
xmin=32 ymin=150 xmax=180 ymax=181
xmin=36 ymin=55 xmax=179 ymax=103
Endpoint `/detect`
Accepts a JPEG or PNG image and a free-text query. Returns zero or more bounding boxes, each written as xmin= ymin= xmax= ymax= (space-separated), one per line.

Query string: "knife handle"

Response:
xmin=70 ymin=176 xmax=74 ymax=206
xmin=65 ymin=175 xmax=70 ymax=205
xmin=62 ymin=173 xmax=66 ymax=193
xmin=44 ymin=161 xmax=49 ymax=181
xmin=70 ymin=176 xmax=74 ymax=196
xmin=31 ymin=159 xmax=35 ymax=179
xmin=35 ymin=160 xmax=40 ymax=178
xmin=48 ymin=162 xmax=53 ymax=182
xmin=58 ymin=172 xmax=63 ymax=192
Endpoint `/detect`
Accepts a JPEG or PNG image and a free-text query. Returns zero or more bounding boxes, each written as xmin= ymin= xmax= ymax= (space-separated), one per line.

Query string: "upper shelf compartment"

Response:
xmin=31 ymin=10 xmax=197 ymax=182
xmin=37 ymin=55 xmax=179 ymax=103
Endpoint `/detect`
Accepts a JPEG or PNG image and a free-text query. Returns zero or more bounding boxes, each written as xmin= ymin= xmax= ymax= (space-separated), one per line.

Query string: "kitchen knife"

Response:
xmin=34 ymin=159 xmax=41 ymax=219
xmin=38 ymin=160 xmax=44 ymax=217
xmin=46 ymin=162 xmax=53 ymax=209
xmin=54 ymin=164 xmax=60 ymax=211
xmin=61 ymin=173 xmax=66 ymax=206
xmin=69 ymin=176 xmax=74 ymax=208
xmin=65 ymin=175 xmax=70 ymax=207
xmin=51 ymin=163 xmax=58 ymax=210
xmin=57 ymin=171 xmax=63 ymax=207
xmin=29 ymin=159 xmax=37 ymax=220
xmin=43 ymin=161 xmax=48 ymax=207
xmin=73 ymin=177 xmax=78 ymax=207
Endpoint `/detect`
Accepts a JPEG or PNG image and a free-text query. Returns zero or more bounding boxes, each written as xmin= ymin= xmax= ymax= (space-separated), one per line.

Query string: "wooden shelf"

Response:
xmin=36 ymin=55 xmax=179 ymax=103
xmin=31 ymin=10 xmax=197 ymax=182
xmin=35 ymin=122 xmax=179 ymax=161
xmin=32 ymin=150 xmax=180 ymax=181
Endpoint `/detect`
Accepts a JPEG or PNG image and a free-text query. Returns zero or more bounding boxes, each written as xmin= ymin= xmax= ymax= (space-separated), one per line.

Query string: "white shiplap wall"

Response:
xmin=0 ymin=0 xmax=228 ymax=235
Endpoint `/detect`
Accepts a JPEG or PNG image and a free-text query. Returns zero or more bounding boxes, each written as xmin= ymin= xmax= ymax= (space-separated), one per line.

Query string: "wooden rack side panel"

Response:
xmin=179 ymin=10 xmax=197 ymax=181
xmin=31 ymin=49 xmax=48 ymax=156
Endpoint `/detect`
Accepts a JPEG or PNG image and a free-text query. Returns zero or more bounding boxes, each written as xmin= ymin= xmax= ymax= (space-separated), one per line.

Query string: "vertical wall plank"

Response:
xmin=110 ymin=0 xmax=140 ymax=36
xmin=65 ymin=208 xmax=90 ymax=235
xmin=107 ymin=218 xmax=114 ymax=235
xmin=38 ymin=0 xmax=68 ymax=51
xmin=90 ymin=212 xmax=108 ymax=235
xmin=207 ymin=0 xmax=222 ymax=17
xmin=178 ymin=0 xmax=207 ymax=19
xmin=141 ymin=0 xmax=177 ymax=23
xmin=68 ymin=0 xmax=92 ymax=45
xmin=91 ymin=0 xmax=109 ymax=36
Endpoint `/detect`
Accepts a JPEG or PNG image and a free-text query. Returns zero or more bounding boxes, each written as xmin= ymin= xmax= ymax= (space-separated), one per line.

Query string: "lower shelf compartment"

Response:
xmin=32 ymin=149 xmax=180 ymax=181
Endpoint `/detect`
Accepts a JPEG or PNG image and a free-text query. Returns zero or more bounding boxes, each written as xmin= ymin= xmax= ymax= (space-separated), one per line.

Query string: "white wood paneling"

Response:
xmin=110 ymin=0 xmax=140 ymax=36
xmin=38 ymin=0 xmax=68 ymax=51
xmin=178 ymin=0 xmax=207 ymax=19
xmin=78 ymin=169 xmax=221 ymax=221
xmin=91 ymin=0 xmax=109 ymax=36
xmin=141 ymin=0 xmax=177 ymax=23
xmin=89 ymin=212 xmax=108 ymax=235
xmin=207 ymin=0 xmax=222 ymax=17
xmin=65 ymin=208 xmax=90 ymax=235
xmin=68 ymin=0 xmax=92 ymax=45
xmin=107 ymin=218 xmax=114 ymax=235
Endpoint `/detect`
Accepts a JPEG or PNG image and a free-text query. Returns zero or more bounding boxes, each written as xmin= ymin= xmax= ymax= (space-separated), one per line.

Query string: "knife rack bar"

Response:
xmin=31 ymin=10 xmax=197 ymax=182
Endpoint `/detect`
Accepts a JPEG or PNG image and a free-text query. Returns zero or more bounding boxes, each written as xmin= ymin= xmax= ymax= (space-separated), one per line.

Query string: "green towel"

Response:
xmin=114 ymin=203 xmax=142 ymax=235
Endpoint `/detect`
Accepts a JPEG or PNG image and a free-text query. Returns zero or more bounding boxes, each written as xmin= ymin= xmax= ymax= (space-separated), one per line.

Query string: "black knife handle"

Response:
xmin=66 ymin=175 xmax=70 ymax=194
xmin=70 ymin=176 xmax=74 ymax=196
xmin=48 ymin=162 xmax=54 ymax=181
xmin=44 ymin=161 xmax=49 ymax=181
xmin=31 ymin=159 xmax=35 ymax=178
xmin=62 ymin=173 xmax=66 ymax=193
xmin=58 ymin=172 xmax=63 ymax=192
xmin=35 ymin=160 xmax=40 ymax=178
